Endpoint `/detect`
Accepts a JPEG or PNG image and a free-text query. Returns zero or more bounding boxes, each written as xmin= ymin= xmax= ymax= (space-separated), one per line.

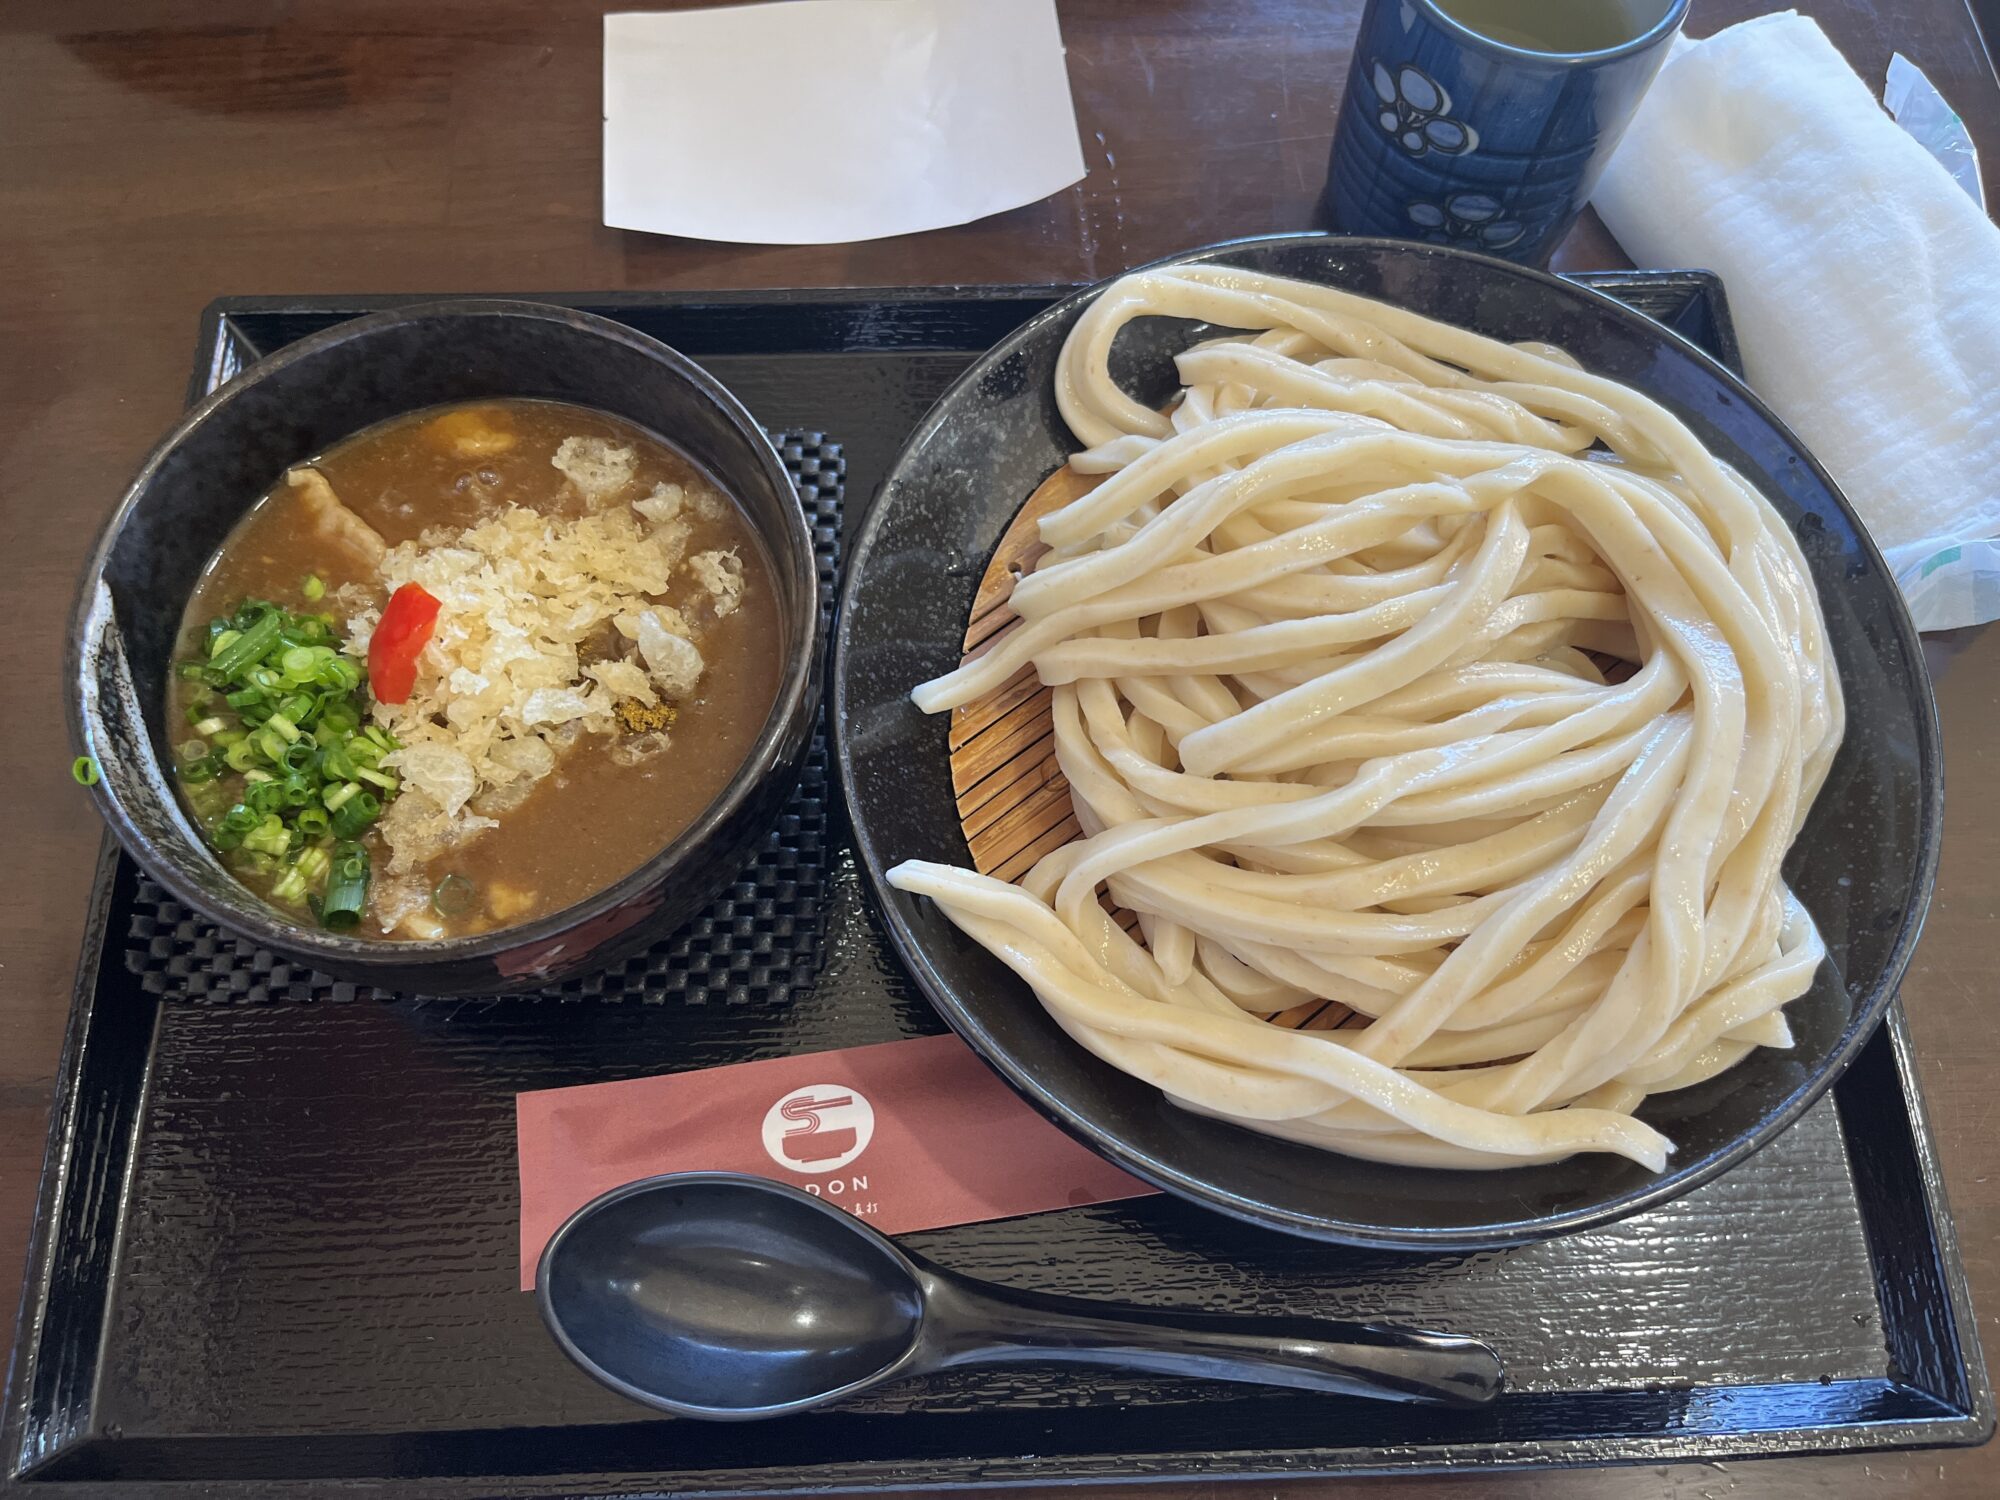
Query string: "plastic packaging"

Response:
xmin=1879 ymin=53 xmax=1995 ymax=628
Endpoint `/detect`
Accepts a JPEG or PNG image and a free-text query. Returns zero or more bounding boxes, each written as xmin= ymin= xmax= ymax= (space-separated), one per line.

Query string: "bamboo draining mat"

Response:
xmin=946 ymin=463 xmax=1353 ymax=1034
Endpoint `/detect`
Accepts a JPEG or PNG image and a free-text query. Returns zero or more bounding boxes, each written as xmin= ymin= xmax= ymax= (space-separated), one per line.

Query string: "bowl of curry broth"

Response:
xmin=69 ymin=301 xmax=820 ymax=994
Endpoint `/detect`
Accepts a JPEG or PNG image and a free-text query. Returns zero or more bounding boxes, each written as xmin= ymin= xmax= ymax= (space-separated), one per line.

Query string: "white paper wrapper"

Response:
xmin=602 ymin=0 xmax=1086 ymax=246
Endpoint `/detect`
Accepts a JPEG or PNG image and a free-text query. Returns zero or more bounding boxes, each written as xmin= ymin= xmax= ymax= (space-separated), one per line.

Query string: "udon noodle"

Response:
xmin=887 ymin=266 xmax=1843 ymax=1170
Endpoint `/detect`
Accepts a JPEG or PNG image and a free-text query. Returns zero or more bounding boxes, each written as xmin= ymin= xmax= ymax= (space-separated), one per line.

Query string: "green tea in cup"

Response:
xmin=1432 ymin=0 xmax=1676 ymax=55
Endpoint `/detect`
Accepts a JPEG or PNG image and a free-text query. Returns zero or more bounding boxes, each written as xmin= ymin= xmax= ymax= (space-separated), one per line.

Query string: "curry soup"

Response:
xmin=170 ymin=398 xmax=782 ymax=941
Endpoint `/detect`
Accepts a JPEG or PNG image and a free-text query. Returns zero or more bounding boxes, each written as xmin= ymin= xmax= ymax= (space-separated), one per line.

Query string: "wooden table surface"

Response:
xmin=3 ymin=1 xmax=1995 ymax=1494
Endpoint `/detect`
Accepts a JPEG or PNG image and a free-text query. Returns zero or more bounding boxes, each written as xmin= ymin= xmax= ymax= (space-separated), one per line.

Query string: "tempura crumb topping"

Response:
xmin=338 ymin=441 xmax=746 ymax=883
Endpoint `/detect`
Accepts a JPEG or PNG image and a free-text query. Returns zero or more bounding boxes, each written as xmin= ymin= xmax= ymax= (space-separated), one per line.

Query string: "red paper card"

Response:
xmin=515 ymin=1032 xmax=1154 ymax=1288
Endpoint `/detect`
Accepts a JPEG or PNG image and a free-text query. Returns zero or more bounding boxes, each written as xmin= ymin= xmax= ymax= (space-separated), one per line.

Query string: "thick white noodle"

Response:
xmin=888 ymin=266 xmax=1844 ymax=1171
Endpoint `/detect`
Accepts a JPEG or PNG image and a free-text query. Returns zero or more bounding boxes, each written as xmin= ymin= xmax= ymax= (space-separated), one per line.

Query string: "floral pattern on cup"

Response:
xmin=1370 ymin=61 xmax=1478 ymax=157
xmin=1406 ymin=193 xmax=1526 ymax=251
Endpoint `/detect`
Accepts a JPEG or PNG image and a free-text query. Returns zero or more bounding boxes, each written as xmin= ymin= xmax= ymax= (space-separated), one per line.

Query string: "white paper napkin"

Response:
xmin=1593 ymin=12 xmax=2000 ymax=630
xmin=603 ymin=0 xmax=1086 ymax=246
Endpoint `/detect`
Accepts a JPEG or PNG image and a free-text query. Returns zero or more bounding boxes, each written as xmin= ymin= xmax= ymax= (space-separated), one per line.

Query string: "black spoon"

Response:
xmin=536 ymin=1172 xmax=1503 ymax=1419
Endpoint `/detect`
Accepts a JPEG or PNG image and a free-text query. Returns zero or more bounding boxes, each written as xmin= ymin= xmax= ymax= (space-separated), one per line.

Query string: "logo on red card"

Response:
xmin=760 ymin=1084 xmax=875 ymax=1174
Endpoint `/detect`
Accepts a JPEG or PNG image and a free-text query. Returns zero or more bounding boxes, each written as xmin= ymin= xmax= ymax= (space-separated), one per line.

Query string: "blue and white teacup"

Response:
xmin=1322 ymin=0 xmax=1688 ymax=265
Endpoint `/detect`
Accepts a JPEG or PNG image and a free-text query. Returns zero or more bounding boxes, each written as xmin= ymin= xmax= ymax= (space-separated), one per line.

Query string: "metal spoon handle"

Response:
xmin=920 ymin=1268 xmax=1502 ymax=1406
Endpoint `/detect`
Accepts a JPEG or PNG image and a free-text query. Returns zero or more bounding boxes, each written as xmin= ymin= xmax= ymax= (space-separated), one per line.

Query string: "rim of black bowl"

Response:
xmin=832 ymin=232 xmax=1944 ymax=1248
xmin=68 ymin=298 xmax=819 ymax=970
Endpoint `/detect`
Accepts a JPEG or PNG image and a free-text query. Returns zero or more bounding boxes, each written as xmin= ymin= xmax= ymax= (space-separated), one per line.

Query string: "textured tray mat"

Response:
xmin=123 ymin=432 xmax=843 ymax=1006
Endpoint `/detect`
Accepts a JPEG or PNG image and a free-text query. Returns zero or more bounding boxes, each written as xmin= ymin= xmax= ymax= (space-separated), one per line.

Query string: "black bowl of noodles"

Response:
xmin=833 ymin=234 xmax=1941 ymax=1248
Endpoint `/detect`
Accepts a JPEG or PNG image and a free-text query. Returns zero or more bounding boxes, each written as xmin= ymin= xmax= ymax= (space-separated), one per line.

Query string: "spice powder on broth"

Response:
xmin=172 ymin=399 xmax=782 ymax=940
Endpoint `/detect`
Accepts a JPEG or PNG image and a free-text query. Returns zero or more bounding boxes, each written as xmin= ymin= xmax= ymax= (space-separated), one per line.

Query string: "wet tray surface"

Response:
xmin=5 ymin=279 xmax=1990 ymax=1497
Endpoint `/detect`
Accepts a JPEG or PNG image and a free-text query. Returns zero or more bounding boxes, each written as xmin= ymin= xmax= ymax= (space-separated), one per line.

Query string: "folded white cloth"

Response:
xmin=1594 ymin=12 xmax=2000 ymax=629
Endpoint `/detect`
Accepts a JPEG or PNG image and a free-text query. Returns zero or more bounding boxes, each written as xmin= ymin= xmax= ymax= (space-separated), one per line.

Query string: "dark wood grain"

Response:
xmin=3 ymin=1 xmax=1996 ymax=1494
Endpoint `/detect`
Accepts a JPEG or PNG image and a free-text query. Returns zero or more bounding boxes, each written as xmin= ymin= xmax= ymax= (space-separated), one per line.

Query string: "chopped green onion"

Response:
xmin=321 ymin=842 xmax=370 ymax=930
xmin=431 ymin=874 xmax=476 ymax=918
xmin=330 ymin=789 xmax=382 ymax=839
xmin=317 ymin=658 xmax=362 ymax=693
xmin=180 ymin=757 xmax=223 ymax=785
xmin=206 ymin=613 xmax=283 ymax=677
xmin=272 ymin=838 xmax=334 ymax=903
xmin=210 ymin=802 xmax=260 ymax=851
xmin=173 ymin=596 xmax=402 ymax=928
xmin=302 ymin=574 xmax=326 ymax=601
xmin=72 ymin=756 xmax=101 ymax=786
xmin=245 ymin=779 xmax=287 ymax=815
xmin=241 ymin=815 xmax=290 ymax=857
xmin=271 ymin=845 xmax=331 ymax=906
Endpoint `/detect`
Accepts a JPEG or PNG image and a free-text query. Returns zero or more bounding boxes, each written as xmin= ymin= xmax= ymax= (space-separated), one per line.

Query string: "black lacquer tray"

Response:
xmin=4 ymin=278 xmax=1990 ymax=1497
